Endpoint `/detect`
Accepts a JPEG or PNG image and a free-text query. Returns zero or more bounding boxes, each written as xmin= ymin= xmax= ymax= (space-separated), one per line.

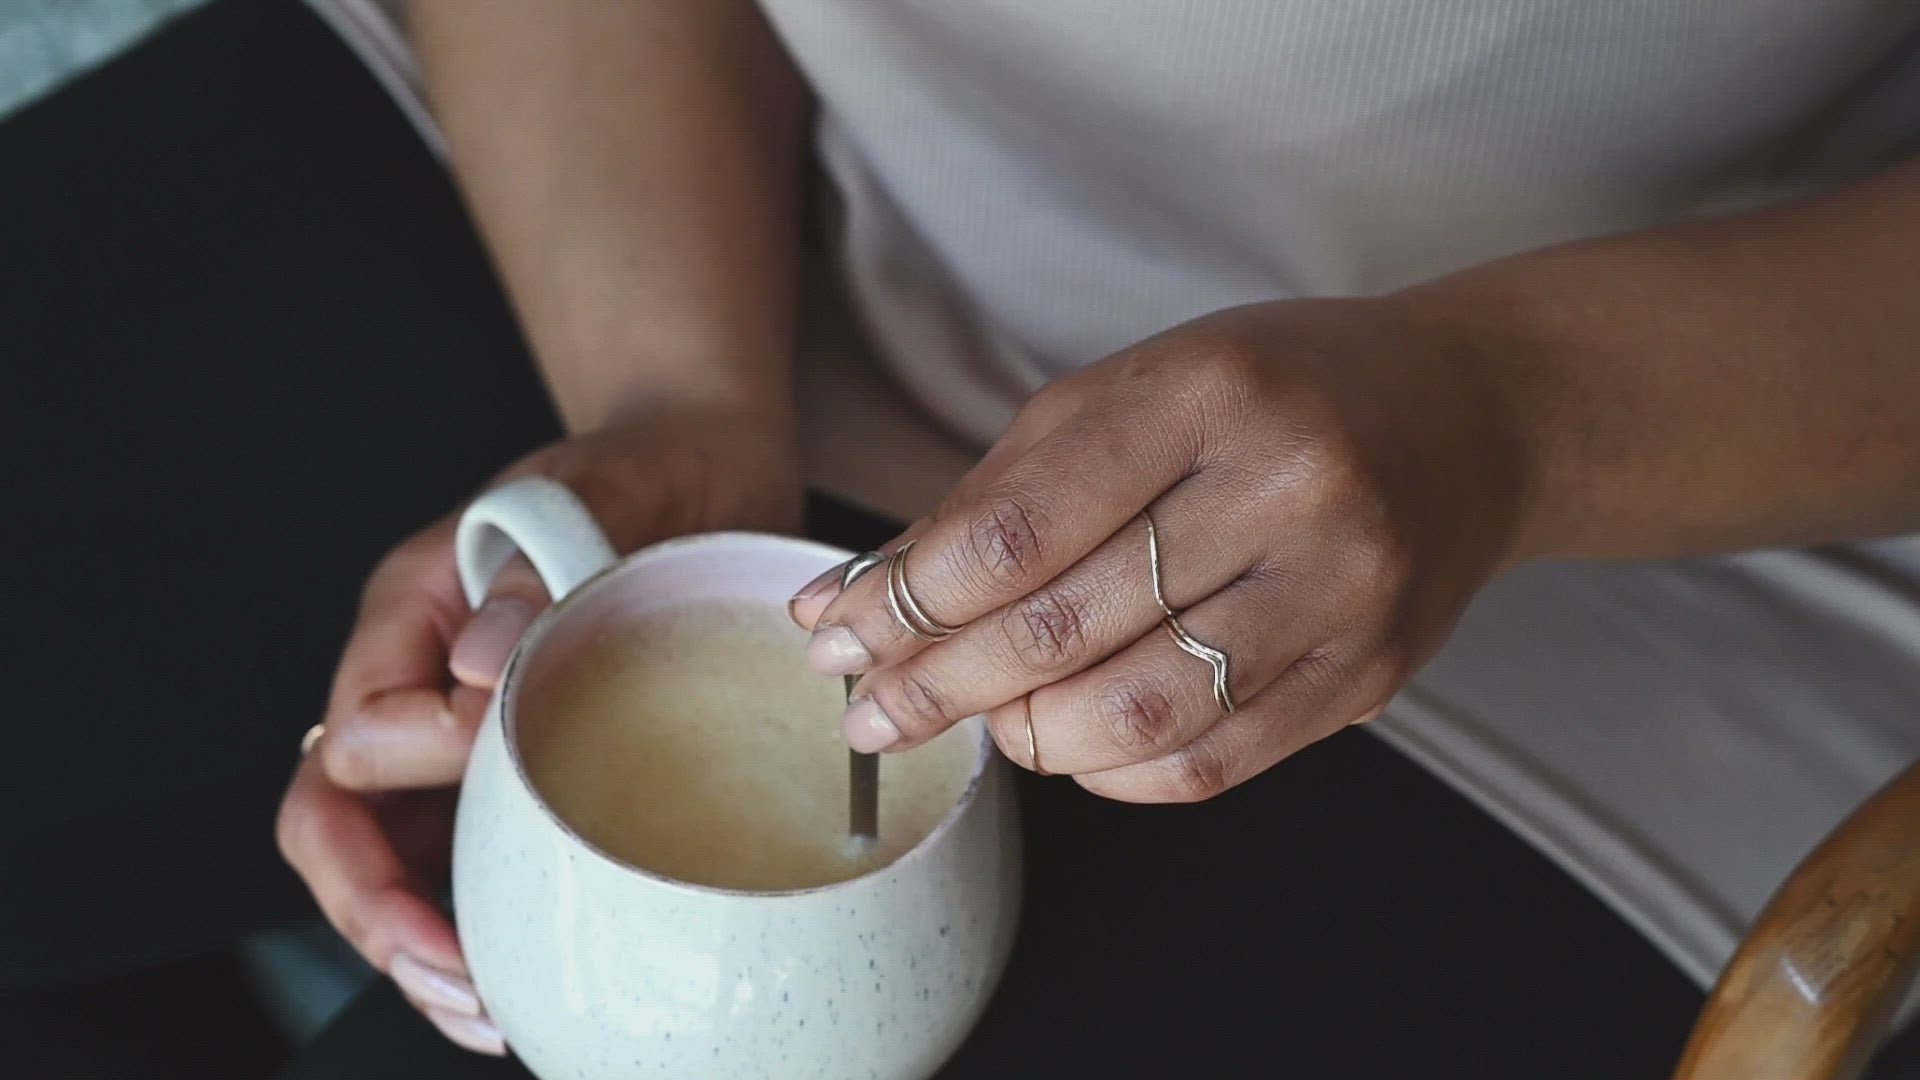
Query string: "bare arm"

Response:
xmin=279 ymin=10 xmax=814 ymax=1042
xmin=411 ymin=0 xmax=809 ymax=434
xmin=1405 ymin=158 xmax=1920 ymax=561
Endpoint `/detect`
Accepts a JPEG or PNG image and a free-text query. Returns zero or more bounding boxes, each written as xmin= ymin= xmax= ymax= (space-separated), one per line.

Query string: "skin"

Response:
xmin=274 ymin=0 xmax=810 ymax=1054
xmin=281 ymin=3 xmax=1920 ymax=1056
xmin=792 ymin=161 xmax=1920 ymax=805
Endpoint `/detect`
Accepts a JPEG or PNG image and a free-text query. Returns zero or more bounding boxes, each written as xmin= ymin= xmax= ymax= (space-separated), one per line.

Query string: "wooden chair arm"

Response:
xmin=1674 ymin=760 xmax=1920 ymax=1080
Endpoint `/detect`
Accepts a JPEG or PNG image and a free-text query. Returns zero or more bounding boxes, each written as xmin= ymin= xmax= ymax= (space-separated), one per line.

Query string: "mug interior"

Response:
xmin=497 ymin=532 xmax=993 ymax=897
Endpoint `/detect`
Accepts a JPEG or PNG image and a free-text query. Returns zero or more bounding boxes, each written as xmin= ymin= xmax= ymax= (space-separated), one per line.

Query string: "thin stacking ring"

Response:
xmin=301 ymin=723 xmax=326 ymax=755
xmin=841 ymin=550 xmax=889 ymax=592
xmin=1023 ymin=696 xmax=1046 ymax=775
xmin=1164 ymin=613 xmax=1236 ymax=715
xmin=1141 ymin=513 xmax=1237 ymax=715
xmin=885 ymin=540 xmax=962 ymax=642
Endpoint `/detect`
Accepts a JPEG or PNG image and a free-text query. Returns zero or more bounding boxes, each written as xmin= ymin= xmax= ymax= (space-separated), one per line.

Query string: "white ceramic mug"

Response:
xmin=450 ymin=476 xmax=1022 ymax=1079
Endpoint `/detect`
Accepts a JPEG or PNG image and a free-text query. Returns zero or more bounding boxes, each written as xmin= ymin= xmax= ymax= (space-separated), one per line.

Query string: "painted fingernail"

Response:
xmin=426 ymin=1006 xmax=506 ymax=1056
xmin=789 ymin=565 xmax=847 ymax=628
xmin=449 ymin=597 xmax=536 ymax=687
xmin=807 ymin=625 xmax=872 ymax=676
xmin=842 ymin=695 xmax=902 ymax=753
xmin=392 ymin=952 xmax=481 ymax=1016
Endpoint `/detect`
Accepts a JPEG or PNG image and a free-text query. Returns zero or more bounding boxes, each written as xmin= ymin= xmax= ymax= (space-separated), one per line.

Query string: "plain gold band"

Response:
xmin=1023 ymin=696 xmax=1046 ymax=775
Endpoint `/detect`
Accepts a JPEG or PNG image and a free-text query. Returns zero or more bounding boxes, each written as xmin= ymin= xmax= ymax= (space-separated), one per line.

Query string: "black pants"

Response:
xmin=12 ymin=3 xmax=1911 ymax=1077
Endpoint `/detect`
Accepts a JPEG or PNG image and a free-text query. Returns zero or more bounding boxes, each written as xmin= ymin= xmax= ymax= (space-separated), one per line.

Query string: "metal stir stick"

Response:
xmin=838 ymin=551 xmax=889 ymax=844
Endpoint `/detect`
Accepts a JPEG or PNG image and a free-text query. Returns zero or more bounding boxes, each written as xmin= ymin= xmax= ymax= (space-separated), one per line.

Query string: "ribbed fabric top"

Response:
xmin=759 ymin=0 xmax=1920 ymax=444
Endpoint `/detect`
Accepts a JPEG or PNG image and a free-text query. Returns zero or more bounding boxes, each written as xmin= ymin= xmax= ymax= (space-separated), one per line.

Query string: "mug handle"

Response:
xmin=455 ymin=476 xmax=620 ymax=608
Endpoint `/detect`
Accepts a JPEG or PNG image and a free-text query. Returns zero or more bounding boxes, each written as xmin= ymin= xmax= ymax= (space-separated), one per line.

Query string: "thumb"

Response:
xmin=448 ymin=554 xmax=549 ymax=690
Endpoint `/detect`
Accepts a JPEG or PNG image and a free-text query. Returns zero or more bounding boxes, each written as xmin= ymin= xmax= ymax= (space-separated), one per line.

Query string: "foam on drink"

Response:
xmin=518 ymin=599 xmax=978 ymax=891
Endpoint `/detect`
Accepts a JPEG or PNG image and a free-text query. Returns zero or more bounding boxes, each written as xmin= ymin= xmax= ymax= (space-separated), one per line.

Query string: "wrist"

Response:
xmin=505 ymin=396 xmax=805 ymax=549
xmin=543 ymin=339 xmax=798 ymax=442
xmin=591 ymin=381 xmax=798 ymax=444
xmin=1388 ymin=272 xmax=1579 ymax=568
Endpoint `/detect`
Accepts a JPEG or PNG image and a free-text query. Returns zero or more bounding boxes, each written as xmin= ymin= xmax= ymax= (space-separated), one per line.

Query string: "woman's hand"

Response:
xmin=277 ymin=406 xmax=801 ymax=1054
xmin=791 ymin=298 xmax=1529 ymax=803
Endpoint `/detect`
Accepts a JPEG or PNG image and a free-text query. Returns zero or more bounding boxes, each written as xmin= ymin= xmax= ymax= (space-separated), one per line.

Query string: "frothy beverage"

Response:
xmin=518 ymin=599 xmax=978 ymax=891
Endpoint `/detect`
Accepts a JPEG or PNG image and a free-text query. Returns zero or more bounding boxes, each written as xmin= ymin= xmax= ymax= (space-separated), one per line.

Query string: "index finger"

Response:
xmin=322 ymin=520 xmax=478 ymax=791
xmin=329 ymin=519 xmax=464 ymax=711
xmin=815 ymin=378 xmax=1195 ymax=671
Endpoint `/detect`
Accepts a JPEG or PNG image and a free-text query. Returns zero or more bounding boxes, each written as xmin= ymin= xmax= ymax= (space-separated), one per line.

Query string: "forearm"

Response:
xmin=1406 ymin=158 xmax=1920 ymax=561
xmin=411 ymin=0 xmax=809 ymax=434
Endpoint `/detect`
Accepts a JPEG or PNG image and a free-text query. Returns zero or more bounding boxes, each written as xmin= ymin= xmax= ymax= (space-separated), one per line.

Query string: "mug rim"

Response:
xmin=496 ymin=529 xmax=997 ymax=900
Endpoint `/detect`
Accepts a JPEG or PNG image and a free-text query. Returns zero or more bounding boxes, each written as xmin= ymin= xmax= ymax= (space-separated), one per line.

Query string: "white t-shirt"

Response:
xmin=762 ymin=0 xmax=1920 ymax=446
xmin=310 ymin=0 xmax=1920 ymax=999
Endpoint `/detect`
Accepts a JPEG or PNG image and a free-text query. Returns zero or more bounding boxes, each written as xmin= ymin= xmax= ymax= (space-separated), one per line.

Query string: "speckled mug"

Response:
xmin=449 ymin=476 xmax=1022 ymax=1079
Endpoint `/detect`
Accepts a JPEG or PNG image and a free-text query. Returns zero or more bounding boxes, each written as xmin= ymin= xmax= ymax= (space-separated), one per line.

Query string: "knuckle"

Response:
xmin=1285 ymin=640 xmax=1349 ymax=700
xmin=1247 ymin=385 xmax=1359 ymax=488
xmin=929 ymin=486 xmax=969 ymax=526
xmin=1003 ymin=385 xmax=1065 ymax=437
xmin=880 ymin=668 xmax=957 ymax=739
xmin=1119 ymin=338 xmax=1257 ymax=432
xmin=274 ymin=797 xmax=312 ymax=866
xmin=1023 ymin=375 xmax=1076 ymax=414
xmin=1195 ymin=332 xmax=1263 ymax=389
xmin=330 ymin=904 xmax=372 ymax=956
xmin=1099 ymin=677 xmax=1184 ymax=755
xmin=487 ymin=559 xmax=552 ymax=606
xmin=983 ymin=703 xmax=1033 ymax=765
xmin=1071 ymin=769 xmax=1134 ymax=803
xmin=1297 ymin=435 xmax=1353 ymax=494
xmin=363 ymin=552 xmax=428 ymax=612
xmin=276 ymin=789 xmax=349 ymax=874
xmin=487 ymin=583 xmax=552 ymax=613
xmin=1162 ymin=741 xmax=1232 ymax=803
xmin=1002 ymin=585 xmax=1090 ymax=671
xmin=1358 ymin=643 xmax=1416 ymax=708
xmin=274 ymin=798 xmax=375 ymax=953
xmin=378 ymin=525 xmax=452 ymax=585
xmin=1157 ymin=327 xmax=1263 ymax=407
xmin=321 ymin=733 xmax=381 ymax=791
xmin=1292 ymin=423 xmax=1365 ymax=499
xmin=1251 ymin=425 xmax=1339 ymax=503
xmin=388 ymin=525 xmax=445 ymax=566
xmin=964 ymin=492 xmax=1047 ymax=592
xmin=1343 ymin=525 xmax=1417 ymax=600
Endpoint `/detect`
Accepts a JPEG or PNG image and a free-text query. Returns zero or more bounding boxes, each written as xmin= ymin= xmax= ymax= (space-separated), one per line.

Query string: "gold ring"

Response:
xmin=301 ymin=723 xmax=326 ymax=755
xmin=1142 ymin=512 xmax=1237 ymax=715
xmin=885 ymin=540 xmax=961 ymax=642
xmin=1023 ymin=696 xmax=1046 ymax=775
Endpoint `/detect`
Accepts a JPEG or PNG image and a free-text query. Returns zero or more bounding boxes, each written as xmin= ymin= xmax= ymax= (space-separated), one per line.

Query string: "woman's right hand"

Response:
xmin=276 ymin=406 xmax=803 ymax=1054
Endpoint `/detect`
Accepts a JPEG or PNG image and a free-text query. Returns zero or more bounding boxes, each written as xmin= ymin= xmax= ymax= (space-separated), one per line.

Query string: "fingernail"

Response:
xmin=392 ymin=952 xmax=481 ymax=1016
xmin=426 ymin=1006 xmax=506 ymax=1056
xmin=449 ymin=597 xmax=536 ymax=686
xmin=807 ymin=625 xmax=872 ymax=676
xmin=789 ymin=564 xmax=847 ymax=628
xmin=842 ymin=695 xmax=902 ymax=753
xmin=792 ymin=563 xmax=844 ymax=605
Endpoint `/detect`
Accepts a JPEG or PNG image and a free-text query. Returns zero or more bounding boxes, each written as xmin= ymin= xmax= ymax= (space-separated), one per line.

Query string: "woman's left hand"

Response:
xmin=790 ymin=297 xmax=1532 ymax=802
